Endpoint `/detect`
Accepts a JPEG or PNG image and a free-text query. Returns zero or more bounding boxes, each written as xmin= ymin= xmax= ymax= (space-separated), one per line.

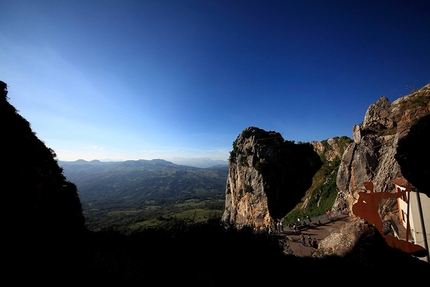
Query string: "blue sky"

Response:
xmin=1 ymin=0 xmax=429 ymax=162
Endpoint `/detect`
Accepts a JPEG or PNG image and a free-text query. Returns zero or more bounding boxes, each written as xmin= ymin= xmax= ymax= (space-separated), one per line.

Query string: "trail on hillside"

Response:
xmin=278 ymin=215 xmax=351 ymax=257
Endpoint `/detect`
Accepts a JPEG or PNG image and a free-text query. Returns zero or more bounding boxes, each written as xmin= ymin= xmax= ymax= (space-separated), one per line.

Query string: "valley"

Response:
xmin=60 ymin=159 xmax=228 ymax=231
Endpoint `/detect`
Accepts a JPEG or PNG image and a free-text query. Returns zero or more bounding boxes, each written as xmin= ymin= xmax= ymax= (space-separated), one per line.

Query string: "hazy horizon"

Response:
xmin=59 ymin=156 xmax=229 ymax=168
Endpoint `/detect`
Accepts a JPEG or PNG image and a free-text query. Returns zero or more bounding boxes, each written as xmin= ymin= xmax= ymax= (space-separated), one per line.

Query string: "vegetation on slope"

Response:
xmin=284 ymin=136 xmax=352 ymax=223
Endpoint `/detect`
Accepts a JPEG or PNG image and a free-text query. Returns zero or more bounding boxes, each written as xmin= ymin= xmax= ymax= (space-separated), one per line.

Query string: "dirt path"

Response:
xmin=278 ymin=215 xmax=351 ymax=257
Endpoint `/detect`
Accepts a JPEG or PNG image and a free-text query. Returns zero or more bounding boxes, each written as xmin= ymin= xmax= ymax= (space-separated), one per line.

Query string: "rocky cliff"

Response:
xmin=1 ymin=81 xmax=87 ymax=281
xmin=222 ymin=83 xmax=430 ymax=235
xmin=1 ymin=81 xmax=86 ymax=236
xmin=221 ymin=127 xmax=323 ymax=229
xmin=333 ymin=83 xmax=430 ymax=220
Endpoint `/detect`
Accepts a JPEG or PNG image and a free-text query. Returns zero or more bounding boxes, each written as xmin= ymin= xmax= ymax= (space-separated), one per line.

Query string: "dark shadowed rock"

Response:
xmin=1 ymin=81 xmax=88 ymax=283
xmin=396 ymin=113 xmax=430 ymax=196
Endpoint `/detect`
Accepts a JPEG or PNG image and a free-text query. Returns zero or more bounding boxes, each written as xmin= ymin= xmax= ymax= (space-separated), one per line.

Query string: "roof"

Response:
xmin=391 ymin=176 xmax=413 ymax=188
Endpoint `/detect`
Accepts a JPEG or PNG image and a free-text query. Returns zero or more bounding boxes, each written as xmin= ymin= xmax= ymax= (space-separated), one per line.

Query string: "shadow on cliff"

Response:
xmin=264 ymin=141 xmax=323 ymax=220
xmin=396 ymin=113 xmax=430 ymax=197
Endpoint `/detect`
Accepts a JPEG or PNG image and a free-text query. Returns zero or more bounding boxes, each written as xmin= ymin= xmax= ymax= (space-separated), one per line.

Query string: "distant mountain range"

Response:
xmin=73 ymin=157 xmax=229 ymax=168
xmin=59 ymin=159 xmax=228 ymax=202
xmin=167 ymin=157 xmax=228 ymax=168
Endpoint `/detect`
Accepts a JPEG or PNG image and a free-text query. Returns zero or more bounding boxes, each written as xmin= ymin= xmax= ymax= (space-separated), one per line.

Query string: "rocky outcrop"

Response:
xmin=311 ymin=137 xmax=347 ymax=162
xmin=333 ymin=83 xmax=430 ymax=218
xmin=1 ymin=81 xmax=86 ymax=234
xmin=317 ymin=217 xmax=373 ymax=257
xmin=222 ymin=127 xmax=322 ymax=230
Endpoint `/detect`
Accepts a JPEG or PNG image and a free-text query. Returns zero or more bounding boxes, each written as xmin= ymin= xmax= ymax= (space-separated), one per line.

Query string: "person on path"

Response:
xmin=312 ymin=238 xmax=318 ymax=248
xmin=300 ymin=233 xmax=306 ymax=246
xmin=306 ymin=215 xmax=312 ymax=225
xmin=326 ymin=210 xmax=331 ymax=221
xmin=307 ymin=235 xmax=312 ymax=246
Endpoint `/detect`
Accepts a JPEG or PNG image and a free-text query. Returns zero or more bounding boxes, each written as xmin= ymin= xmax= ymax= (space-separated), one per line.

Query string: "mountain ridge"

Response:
xmin=60 ymin=157 xmax=229 ymax=168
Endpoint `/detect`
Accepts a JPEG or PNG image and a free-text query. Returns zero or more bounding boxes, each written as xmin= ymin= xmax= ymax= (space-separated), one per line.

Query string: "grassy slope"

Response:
xmin=284 ymin=136 xmax=351 ymax=223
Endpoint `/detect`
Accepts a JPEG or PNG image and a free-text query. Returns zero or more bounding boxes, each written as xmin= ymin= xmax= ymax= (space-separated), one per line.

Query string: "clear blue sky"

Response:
xmin=1 ymin=0 xmax=429 ymax=162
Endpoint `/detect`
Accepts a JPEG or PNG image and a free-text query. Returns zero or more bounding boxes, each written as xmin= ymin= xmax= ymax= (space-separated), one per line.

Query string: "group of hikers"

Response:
xmin=266 ymin=219 xmax=284 ymax=234
xmin=287 ymin=214 xmax=321 ymax=232
xmin=300 ymin=233 xmax=318 ymax=248
xmin=265 ymin=210 xmax=336 ymax=251
xmin=267 ymin=210 xmax=333 ymax=235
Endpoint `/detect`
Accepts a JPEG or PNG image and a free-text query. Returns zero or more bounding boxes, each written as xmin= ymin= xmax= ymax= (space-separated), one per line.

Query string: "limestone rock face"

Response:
xmin=333 ymin=83 xmax=430 ymax=217
xmin=311 ymin=138 xmax=345 ymax=162
xmin=362 ymin=96 xmax=395 ymax=131
xmin=222 ymin=127 xmax=322 ymax=229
